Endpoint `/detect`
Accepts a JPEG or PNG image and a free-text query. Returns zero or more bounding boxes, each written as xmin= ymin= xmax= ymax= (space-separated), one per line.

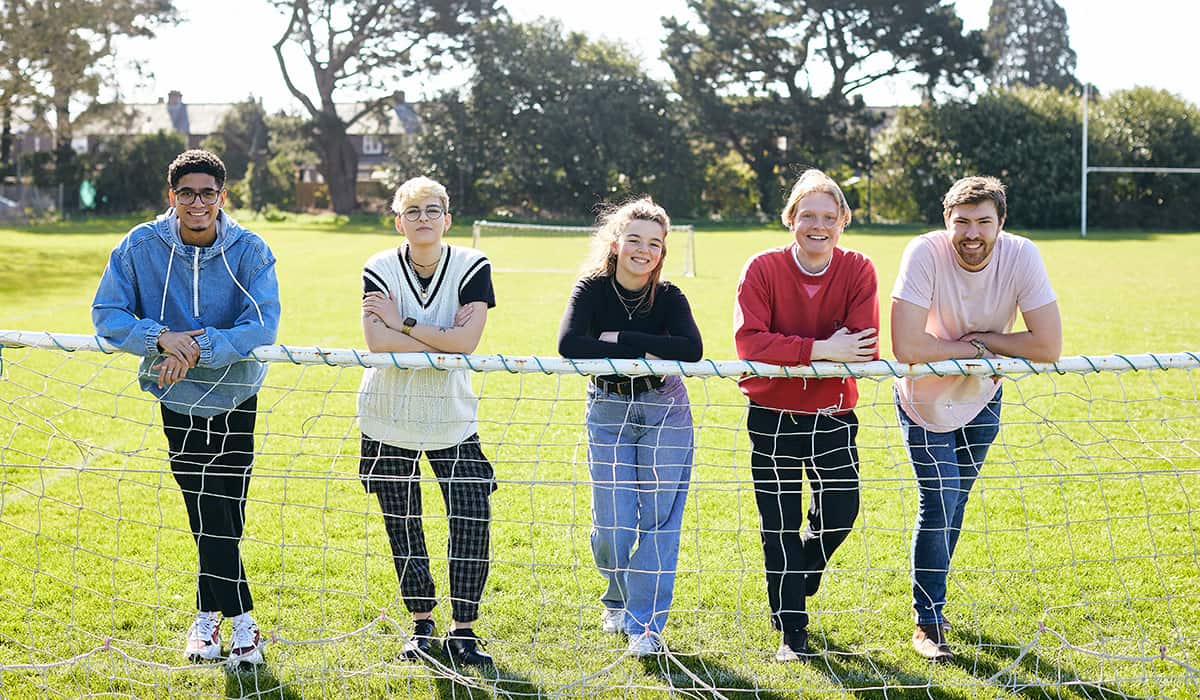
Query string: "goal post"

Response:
xmin=2 ymin=329 xmax=1198 ymax=697
xmin=472 ymin=219 xmax=697 ymax=277
xmin=1080 ymin=82 xmax=1200 ymax=237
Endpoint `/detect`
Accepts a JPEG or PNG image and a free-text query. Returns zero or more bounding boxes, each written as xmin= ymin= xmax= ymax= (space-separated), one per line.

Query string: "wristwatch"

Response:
xmin=155 ymin=326 xmax=169 ymax=350
xmin=968 ymin=338 xmax=988 ymax=359
xmin=401 ymin=317 xmax=417 ymax=335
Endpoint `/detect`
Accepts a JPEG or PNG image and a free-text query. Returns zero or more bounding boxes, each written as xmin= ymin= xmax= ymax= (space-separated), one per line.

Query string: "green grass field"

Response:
xmin=1 ymin=214 xmax=1198 ymax=698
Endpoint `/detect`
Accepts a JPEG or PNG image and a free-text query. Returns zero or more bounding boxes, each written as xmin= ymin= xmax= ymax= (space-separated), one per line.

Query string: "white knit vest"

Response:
xmin=357 ymin=243 xmax=490 ymax=450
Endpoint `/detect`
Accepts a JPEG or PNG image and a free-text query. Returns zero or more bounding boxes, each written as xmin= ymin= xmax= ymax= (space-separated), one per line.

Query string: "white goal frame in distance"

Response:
xmin=471 ymin=220 xmax=697 ymax=277
xmin=1080 ymin=82 xmax=1200 ymax=237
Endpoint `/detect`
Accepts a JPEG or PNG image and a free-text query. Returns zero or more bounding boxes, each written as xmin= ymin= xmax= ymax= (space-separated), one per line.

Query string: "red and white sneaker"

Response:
xmin=228 ymin=614 xmax=265 ymax=666
xmin=184 ymin=611 xmax=222 ymax=661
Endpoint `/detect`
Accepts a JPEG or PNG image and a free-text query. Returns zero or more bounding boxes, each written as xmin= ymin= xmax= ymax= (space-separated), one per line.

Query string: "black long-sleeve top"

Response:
xmin=558 ymin=276 xmax=703 ymax=381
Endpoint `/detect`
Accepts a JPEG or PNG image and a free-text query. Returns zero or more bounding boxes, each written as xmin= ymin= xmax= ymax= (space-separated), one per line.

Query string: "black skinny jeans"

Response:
xmin=747 ymin=404 xmax=861 ymax=632
xmin=161 ymin=396 xmax=258 ymax=617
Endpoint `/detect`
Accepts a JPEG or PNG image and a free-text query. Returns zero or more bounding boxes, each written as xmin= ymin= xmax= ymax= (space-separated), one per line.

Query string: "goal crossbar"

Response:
xmin=3 ymin=330 xmax=1196 ymax=378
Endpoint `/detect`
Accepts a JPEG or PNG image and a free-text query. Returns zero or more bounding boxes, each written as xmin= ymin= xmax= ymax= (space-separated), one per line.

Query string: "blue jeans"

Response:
xmin=897 ymin=387 xmax=1002 ymax=626
xmin=587 ymin=375 xmax=693 ymax=636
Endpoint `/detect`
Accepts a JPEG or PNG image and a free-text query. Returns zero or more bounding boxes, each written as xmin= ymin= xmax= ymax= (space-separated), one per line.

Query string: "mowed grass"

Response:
xmin=0 ymin=213 xmax=1198 ymax=698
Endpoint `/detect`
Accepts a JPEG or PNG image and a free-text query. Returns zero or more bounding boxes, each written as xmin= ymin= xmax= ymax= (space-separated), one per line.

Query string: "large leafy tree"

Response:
xmin=272 ymin=0 xmax=496 ymax=214
xmin=406 ymin=19 xmax=702 ymax=217
xmin=12 ymin=0 xmax=177 ymax=209
xmin=663 ymin=0 xmax=988 ymax=214
xmin=984 ymin=0 xmax=1078 ymax=90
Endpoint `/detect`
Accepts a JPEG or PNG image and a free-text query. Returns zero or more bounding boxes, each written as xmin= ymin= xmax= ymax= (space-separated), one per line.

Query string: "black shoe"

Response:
xmin=445 ymin=628 xmax=493 ymax=667
xmin=776 ymin=629 xmax=812 ymax=661
xmin=402 ymin=619 xmax=437 ymax=660
xmin=912 ymin=623 xmax=953 ymax=661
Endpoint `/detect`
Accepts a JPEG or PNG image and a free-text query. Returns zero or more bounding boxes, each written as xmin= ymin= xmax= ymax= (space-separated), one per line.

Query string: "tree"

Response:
xmin=13 ymin=0 xmax=177 ymax=210
xmin=201 ymin=98 xmax=270 ymax=182
xmin=984 ymin=0 xmax=1078 ymax=90
xmin=405 ymin=19 xmax=702 ymax=217
xmin=92 ymin=130 xmax=187 ymax=212
xmin=663 ymin=0 xmax=988 ymax=214
xmin=272 ymin=0 xmax=497 ymax=214
xmin=872 ymin=87 xmax=1080 ymax=227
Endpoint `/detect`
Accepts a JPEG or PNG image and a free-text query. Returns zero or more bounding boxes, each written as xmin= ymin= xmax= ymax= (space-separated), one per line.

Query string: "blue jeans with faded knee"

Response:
xmin=587 ymin=375 xmax=693 ymax=636
xmin=897 ymin=387 xmax=1002 ymax=626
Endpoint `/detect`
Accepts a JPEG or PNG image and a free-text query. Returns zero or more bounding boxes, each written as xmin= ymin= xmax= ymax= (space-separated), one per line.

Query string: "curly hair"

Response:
xmin=580 ymin=196 xmax=671 ymax=308
xmin=167 ymin=149 xmax=227 ymax=189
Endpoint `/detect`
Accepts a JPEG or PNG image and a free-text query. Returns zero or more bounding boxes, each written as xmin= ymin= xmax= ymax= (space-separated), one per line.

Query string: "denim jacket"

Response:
xmin=92 ymin=209 xmax=281 ymax=417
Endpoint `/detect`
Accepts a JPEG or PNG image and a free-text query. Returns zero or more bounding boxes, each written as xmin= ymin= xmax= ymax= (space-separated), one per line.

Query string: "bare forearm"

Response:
xmin=363 ymin=316 xmax=436 ymax=353
xmin=973 ymin=331 xmax=1061 ymax=363
xmin=893 ymin=332 xmax=978 ymax=364
xmin=408 ymin=323 xmax=482 ymax=354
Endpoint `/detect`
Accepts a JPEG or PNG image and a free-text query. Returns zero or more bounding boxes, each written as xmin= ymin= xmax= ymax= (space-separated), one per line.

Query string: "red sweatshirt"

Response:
xmin=734 ymin=245 xmax=880 ymax=414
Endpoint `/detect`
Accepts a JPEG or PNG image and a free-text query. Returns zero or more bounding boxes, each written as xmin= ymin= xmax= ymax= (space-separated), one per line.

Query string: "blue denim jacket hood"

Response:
xmin=92 ymin=209 xmax=281 ymax=416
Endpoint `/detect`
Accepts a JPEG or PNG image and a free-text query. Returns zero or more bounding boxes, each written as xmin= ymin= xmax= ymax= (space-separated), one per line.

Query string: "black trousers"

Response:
xmin=360 ymin=434 xmax=497 ymax=623
xmin=747 ymin=404 xmax=861 ymax=632
xmin=161 ymin=396 xmax=258 ymax=617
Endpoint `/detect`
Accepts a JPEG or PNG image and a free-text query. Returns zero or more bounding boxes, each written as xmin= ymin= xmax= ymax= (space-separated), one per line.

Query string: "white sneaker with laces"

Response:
xmin=600 ymin=608 xmax=624 ymax=634
xmin=228 ymin=613 xmax=265 ymax=666
xmin=184 ymin=611 xmax=222 ymax=661
xmin=627 ymin=631 xmax=661 ymax=657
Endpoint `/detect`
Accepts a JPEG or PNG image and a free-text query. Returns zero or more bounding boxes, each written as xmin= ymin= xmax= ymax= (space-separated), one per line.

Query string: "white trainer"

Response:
xmin=228 ymin=614 xmax=265 ymax=666
xmin=627 ymin=631 xmax=661 ymax=657
xmin=184 ymin=611 xmax=222 ymax=661
xmin=600 ymin=608 xmax=624 ymax=634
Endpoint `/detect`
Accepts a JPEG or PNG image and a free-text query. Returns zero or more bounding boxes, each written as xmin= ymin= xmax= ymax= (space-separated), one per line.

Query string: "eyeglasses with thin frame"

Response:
xmin=174 ymin=188 xmax=223 ymax=206
xmin=401 ymin=205 xmax=446 ymax=221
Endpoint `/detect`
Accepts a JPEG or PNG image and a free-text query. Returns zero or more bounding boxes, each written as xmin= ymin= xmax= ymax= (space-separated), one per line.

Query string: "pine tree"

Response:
xmin=985 ymin=0 xmax=1079 ymax=90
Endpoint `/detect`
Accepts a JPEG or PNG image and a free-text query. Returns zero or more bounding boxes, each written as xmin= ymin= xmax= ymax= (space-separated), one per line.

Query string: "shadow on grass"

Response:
xmin=639 ymin=649 xmax=796 ymax=700
xmin=806 ymin=636 xmax=948 ymax=699
xmin=430 ymin=660 xmax=546 ymax=700
xmin=952 ymin=630 xmax=1130 ymax=699
xmin=223 ymin=662 xmax=304 ymax=700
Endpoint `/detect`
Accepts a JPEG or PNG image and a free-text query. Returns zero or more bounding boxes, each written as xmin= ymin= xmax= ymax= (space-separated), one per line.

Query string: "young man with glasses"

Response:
xmin=92 ymin=149 xmax=280 ymax=666
xmin=357 ymin=176 xmax=497 ymax=667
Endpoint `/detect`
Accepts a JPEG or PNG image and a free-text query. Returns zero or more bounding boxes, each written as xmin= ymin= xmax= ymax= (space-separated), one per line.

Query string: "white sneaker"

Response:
xmin=627 ymin=632 xmax=661 ymax=657
xmin=228 ymin=613 xmax=265 ymax=666
xmin=600 ymin=608 xmax=624 ymax=634
xmin=184 ymin=611 xmax=222 ymax=661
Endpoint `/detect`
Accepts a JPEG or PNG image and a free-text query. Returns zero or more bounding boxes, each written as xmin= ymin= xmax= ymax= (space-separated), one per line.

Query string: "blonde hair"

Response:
xmin=581 ymin=197 xmax=671 ymax=308
xmin=780 ymin=169 xmax=852 ymax=230
xmin=391 ymin=176 xmax=449 ymax=214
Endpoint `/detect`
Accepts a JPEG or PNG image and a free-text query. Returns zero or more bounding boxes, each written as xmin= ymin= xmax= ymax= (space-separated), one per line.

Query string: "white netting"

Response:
xmin=1 ymin=330 xmax=1197 ymax=698
xmin=471 ymin=220 xmax=697 ymax=277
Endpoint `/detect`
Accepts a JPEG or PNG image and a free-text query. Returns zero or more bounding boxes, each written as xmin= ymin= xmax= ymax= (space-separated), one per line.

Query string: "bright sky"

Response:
xmin=116 ymin=0 xmax=1199 ymax=111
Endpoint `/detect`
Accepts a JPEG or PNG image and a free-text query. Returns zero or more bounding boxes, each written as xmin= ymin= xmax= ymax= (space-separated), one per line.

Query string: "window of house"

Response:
xmin=362 ymin=134 xmax=384 ymax=155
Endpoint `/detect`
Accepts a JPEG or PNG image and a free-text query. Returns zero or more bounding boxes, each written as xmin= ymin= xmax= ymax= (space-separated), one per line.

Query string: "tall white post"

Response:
xmin=1081 ymin=83 xmax=1089 ymax=238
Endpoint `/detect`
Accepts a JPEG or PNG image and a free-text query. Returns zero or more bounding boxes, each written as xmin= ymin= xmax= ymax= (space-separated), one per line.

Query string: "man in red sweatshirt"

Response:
xmin=734 ymin=169 xmax=879 ymax=661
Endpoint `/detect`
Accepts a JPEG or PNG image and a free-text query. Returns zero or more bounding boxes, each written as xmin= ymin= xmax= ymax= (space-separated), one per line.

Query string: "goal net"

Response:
xmin=1 ymin=330 xmax=1197 ymax=698
xmin=472 ymin=220 xmax=697 ymax=277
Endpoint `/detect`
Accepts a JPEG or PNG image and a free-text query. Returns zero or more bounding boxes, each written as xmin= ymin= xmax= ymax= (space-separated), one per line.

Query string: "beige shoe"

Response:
xmin=911 ymin=623 xmax=953 ymax=661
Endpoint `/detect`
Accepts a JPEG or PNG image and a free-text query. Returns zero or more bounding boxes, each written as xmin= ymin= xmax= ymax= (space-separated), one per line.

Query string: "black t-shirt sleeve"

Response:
xmin=362 ymin=266 xmax=388 ymax=296
xmin=459 ymin=260 xmax=496 ymax=308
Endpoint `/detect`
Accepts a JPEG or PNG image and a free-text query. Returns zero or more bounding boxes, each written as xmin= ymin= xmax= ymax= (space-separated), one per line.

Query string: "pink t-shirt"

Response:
xmin=891 ymin=230 xmax=1056 ymax=432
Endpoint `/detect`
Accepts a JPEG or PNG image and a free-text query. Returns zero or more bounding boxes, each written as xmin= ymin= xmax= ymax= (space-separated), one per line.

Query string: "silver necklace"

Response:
xmin=611 ymin=276 xmax=650 ymax=320
xmin=407 ymin=246 xmax=442 ymax=297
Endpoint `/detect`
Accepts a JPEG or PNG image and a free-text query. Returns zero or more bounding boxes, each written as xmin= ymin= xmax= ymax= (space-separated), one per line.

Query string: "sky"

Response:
xmin=115 ymin=0 xmax=1200 ymax=111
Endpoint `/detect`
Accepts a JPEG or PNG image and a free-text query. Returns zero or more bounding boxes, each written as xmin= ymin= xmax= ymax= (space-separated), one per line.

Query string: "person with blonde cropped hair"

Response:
xmin=357 ymin=175 xmax=497 ymax=667
xmin=558 ymin=197 xmax=702 ymax=657
xmin=734 ymin=168 xmax=879 ymax=661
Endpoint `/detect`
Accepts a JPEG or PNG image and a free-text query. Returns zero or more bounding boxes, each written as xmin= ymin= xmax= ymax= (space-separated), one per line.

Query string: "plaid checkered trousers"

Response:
xmin=360 ymin=434 xmax=497 ymax=623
